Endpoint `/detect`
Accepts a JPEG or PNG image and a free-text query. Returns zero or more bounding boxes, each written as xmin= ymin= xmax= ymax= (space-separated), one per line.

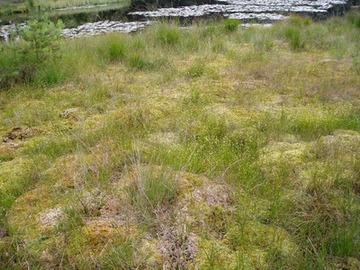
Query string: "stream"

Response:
xmin=0 ymin=0 xmax=358 ymax=40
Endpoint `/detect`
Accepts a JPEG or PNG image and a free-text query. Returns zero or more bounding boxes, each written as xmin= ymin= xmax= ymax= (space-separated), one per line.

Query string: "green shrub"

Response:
xmin=20 ymin=17 xmax=64 ymax=63
xmin=224 ymin=18 xmax=239 ymax=32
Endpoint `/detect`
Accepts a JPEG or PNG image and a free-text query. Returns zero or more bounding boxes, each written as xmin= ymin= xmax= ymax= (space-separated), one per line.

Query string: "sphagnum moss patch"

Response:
xmin=1 ymin=11 xmax=360 ymax=269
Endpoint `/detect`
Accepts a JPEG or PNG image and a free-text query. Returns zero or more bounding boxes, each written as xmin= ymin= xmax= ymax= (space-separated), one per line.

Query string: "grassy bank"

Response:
xmin=0 ymin=12 xmax=360 ymax=269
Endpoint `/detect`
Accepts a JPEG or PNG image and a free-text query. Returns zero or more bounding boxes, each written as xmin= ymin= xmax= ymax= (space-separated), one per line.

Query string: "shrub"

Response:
xmin=20 ymin=17 xmax=64 ymax=64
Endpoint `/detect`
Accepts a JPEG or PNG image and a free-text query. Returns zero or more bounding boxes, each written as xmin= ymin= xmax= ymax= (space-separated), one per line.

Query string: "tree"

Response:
xmin=0 ymin=15 xmax=64 ymax=88
xmin=19 ymin=16 xmax=64 ymax=63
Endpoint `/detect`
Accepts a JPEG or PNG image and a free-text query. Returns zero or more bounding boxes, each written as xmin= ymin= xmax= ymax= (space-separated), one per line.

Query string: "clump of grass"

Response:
xmin=346 ymin=10 xmax=360 ymax=28
xmin=354 ymin=17 xmax=360 ymax=28
xmin=187 ymin=60 xmax=205 ymax=78
xmin=35 ymin=63 xmax=63 ymax=86
xmin=98 ymin=34 xmax=127 ymax=62
xmin=211 ymin=39 xmax=226 ymax=53
xmin=128 ymin=53 xmax=153 ymax=70
xmin=56 ymin=208 xmax=84 ymax=233
xmin=224 ymin=18 xmax=239 ymax=32
xmin=152 ymin=57 xmax=172 ymax=70
xmin=352 ymin=52 xmax=360 ymax=74
xmin=303 ymin=24 xmax=332 ymax=50
xmin=201 ymin=24 xmax=218 ymax=38
xmin=108 ymin=40 xmax=126 ymax=61
xmin=284 ymin=26 xmax=304 ymax=51
xmin=127 ymin=167 xmax=179 ymax=227
xmin=253 ymin=32 xmax=274 ymax=52
xmin=288 ymin=15 xmax=313 ymax=27
xmin=255 ymin=109 xmax=360 ymax=141
xmin=183 ymin=88 xmax=210 ymax=106
xmin=100 ymin=238 xmax=140 ymax=269
xmin=156 ymin=23 xmax=180 ymax=46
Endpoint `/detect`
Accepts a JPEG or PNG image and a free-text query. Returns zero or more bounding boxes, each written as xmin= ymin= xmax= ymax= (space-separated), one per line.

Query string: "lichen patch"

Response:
xmin=39 ymin=206 xmax=64 ymax=228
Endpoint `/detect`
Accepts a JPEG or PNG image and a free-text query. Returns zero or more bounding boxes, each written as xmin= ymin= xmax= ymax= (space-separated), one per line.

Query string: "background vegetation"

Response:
xmin=0 ymin=0 xmax=209 ymax=16
xmin=0 ymin=0 xmax=129 ymax=17
xmin=0 ymin=11 xmax=360 ymax=269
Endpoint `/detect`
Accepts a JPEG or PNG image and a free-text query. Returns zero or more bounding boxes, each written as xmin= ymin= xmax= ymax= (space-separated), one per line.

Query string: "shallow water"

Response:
xmin=128 ymin=0 xmax=349 ymax=20
xmin=0 ymin=0 xmax=354 ymax=40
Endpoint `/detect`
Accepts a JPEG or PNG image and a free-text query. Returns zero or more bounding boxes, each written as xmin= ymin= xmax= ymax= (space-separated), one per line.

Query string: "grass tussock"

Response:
xmin=0 ymin=11 xmax=360 ymax=269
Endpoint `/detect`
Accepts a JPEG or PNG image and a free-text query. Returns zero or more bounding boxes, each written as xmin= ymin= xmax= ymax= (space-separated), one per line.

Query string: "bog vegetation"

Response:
xmin=0 ymin=11 xmax=360 ymax=269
